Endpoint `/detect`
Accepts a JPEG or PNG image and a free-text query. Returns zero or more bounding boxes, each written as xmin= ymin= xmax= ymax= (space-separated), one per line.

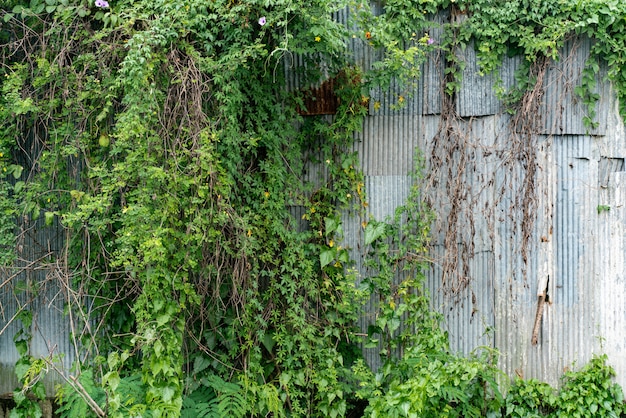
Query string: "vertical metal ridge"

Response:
xmin=540 ymin=37 xmax=609 ymax=136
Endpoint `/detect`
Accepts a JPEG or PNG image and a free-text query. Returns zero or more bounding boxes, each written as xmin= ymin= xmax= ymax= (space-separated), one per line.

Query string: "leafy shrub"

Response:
xmin=504 ymin=355 xmax=624 ymax=418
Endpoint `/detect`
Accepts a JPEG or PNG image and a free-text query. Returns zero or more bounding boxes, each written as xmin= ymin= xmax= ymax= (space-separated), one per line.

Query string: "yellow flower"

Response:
xmin=247 ymin=229 xmax=252 ymax=237
xmin=329 ymin=239 xmax=334 ymax=248
xmin=398 ymin=95 xmax=404 ymax=103
xmin=373 ymin=101 xmax=381 ymax=111
xmin=264 ymin=191 xmax=270 ymax=198
xmin=315 ymin=36 xmax=321 ymax=42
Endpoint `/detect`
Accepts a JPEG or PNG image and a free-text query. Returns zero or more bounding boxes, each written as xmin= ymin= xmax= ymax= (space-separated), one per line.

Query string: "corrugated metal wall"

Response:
xmin=3 ymin=5 xmax=626 ymax=398
xmin=0 ymin=176 xmax=75 ymax=394
xmin=298 ymin=8 xmax=626 ymax=388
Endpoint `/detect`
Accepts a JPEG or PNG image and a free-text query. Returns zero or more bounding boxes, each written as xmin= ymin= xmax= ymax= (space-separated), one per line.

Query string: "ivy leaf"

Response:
xmin=320 ymin=248 xmax=335 ymax=268
xmin=9 ymin=164 xmax=23 ymax=179
xmin=162 ymin=386 xmax=175 ymax=402
xmin=364 ymin=221 xmax=386 ymax=245
xmin=44 ymin=211 xmax=55 ymax=226
xmin=324 ymin=216 xmax=340 ymax=236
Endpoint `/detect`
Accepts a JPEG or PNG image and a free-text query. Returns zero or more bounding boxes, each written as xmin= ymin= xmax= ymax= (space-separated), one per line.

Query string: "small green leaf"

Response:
xmin=9 ymin=164 xmax=23 ymax=179
xmin=44 ymin=211 xmax=55 ymax=226
xmin=32 ymin=381 xmax=46 ymax=399
xmin=320 ymin=248 xmax=335 ymax=268
xmin=279 ymin=372 xmax=291 ymax=387
xmin=13 ymin=181 xmax=24 ymax=194
xmin=69 ymin=189 xmax=85 ymax=200
xmin=364 ymin=221 xmax=386 ymax=245
xmin=156 ymin=313 xmax=170 ymax=326
xmin=324 ymin=216 xmax=339 ymax=236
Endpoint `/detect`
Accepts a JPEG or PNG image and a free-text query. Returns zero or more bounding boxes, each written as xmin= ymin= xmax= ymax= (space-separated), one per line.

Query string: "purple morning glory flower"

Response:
xmin=258 ymin=16 xmax=266 ymax=26
xmin=95 ymin=0 xmax=109 ymax=7
xmin=427 ymin=38 xmax=435 ymax=45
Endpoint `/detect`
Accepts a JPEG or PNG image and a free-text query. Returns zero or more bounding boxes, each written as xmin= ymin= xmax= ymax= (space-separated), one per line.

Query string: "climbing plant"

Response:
xmin=0 ymin=0 xmax=438 ymax=416
xmin=3 ymin=0 xmax=626 ymax=417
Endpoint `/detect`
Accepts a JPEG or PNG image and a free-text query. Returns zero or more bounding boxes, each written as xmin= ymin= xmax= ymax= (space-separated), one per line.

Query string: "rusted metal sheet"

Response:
xmin=297 ymin=75 xmax=342 ymax=115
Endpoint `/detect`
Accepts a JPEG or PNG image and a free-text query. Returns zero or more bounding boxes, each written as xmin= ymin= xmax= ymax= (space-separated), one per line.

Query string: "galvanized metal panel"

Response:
xmin=0 ymin=215 xmax=73 ymax=395
xmin=456 ymin=44 xmax=521 ymax=117
xmin=597 ymin=171 xmax=626 ymax=388
xmin=430 ymin=247 xmax=496 ymax=356
xmin=421 ymin=12 xmax=447 ymax=116
xmin=539 ymin=37 xmax=609 ymax=136
xmin=356 ymin=115 xmax=420 ymax=176
xmin=342 ymin=175 xmax=412 ymax=370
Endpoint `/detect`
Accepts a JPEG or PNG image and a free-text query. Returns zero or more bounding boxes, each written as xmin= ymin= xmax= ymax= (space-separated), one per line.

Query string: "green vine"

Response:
xmin=455 ymin=0 xmax=626 ymax=126
xmin=3 ymin=0 xmax=626 ymax=417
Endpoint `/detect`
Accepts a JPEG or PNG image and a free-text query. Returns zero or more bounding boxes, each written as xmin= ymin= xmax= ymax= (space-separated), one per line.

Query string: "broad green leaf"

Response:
xmin=10 ymin=164 xmax=23 ymax=179
xmin=324 ymin=216 xmax=339 ymax=236
xmin=44 ymin=211 xmax=55 ymax=226
xmin=193 ymin=356 xmax=211 ymax=375
xmin=14 ymin=361 xmax=30 ymax=381
xmin=320 ymin=248 xmax=335 ymax=268
xmin=261 ymin=331 xmax=275 ymax=353
xmin=364 ymin=221 xmax=386 ymax=245
xmin=279 ymin=372 xmax=291 ymax=387
xmin=162 ymin=386 xmax=175 ymax=402
xmin=156 ymin=313 xmax=170 ymax=326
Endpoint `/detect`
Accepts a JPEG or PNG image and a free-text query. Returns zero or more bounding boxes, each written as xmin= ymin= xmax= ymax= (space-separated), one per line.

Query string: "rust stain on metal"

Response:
xmin=297 ymin=75 xmax=340 ymax=116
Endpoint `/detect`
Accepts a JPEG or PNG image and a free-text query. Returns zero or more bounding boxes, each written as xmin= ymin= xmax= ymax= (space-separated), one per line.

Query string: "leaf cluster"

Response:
xmin=505 ymin=355 xmax=624 ymax=418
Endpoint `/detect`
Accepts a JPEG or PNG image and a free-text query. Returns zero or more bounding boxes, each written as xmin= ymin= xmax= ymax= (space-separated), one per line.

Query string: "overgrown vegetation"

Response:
xmin=2 ymin=0 xmax=626 ymax=417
